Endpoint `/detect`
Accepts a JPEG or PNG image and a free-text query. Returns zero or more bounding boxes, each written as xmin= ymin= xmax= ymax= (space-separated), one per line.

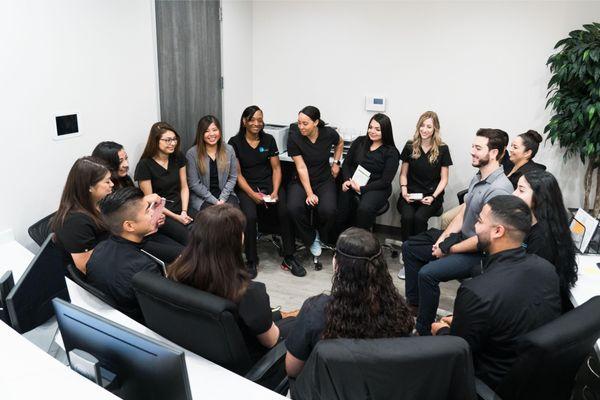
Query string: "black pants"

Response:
xmin=143 ymin=232 xmax=184 ymax=264
xmin=397 ymin=196 xmax=443 ymax=241
xmin=336 ymin=188 xmax=390 ymax=234
xmin=287 ymin=179 xmax=337 ymax=247
xmin=158 ymin=215 xmax=192 ymax=246
xmin=237 ymin=188 xmax=295 ymax=263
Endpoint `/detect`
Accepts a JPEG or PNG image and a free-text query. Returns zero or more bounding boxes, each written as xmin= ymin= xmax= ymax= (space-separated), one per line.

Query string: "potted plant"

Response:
xmin=545 ymin=22 xmax=600 ymax=216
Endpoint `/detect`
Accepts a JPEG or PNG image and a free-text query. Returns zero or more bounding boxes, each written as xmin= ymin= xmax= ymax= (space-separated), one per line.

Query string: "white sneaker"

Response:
xmin=310 ymin=232 xmax=322 ymax=257
xmin=397 ymin=267 xmax=406 ymax=280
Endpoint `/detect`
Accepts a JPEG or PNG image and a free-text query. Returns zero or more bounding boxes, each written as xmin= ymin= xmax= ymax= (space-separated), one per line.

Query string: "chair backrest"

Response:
xmin=65 ymin=263 xmax=121 ymax=310
xmin=291 ymin=336 xmax=476 ymax=400
xmin=28 ymin=212 xmax=56 ymax=247
xmin=132 ymin=270 xmax=253 ymax=375
xmin=496 ymin=296 xmax=600 ymax=400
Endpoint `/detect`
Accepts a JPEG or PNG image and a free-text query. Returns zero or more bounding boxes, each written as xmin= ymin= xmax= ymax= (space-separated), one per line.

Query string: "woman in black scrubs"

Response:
xmin=287 ymin=106 xmax=344 ymax=256
xmin=228 ymin=106 xmax=306 ymax=278
xmin=135 ymin=122 xmax=192 ymax=246
xmin=92 ymin=141 xmax=135 ymax=189
xmin=397 ymin=111 xmax=452 ymax=241
xmin=506 ymin=130 xmax=545 ymax=189
xmin=336 ymin=113 xmax=399 ymax=232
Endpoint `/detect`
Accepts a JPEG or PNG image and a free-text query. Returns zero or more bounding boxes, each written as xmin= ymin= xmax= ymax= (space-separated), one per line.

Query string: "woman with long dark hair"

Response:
xmin=336 ymin=113 xmax=399 ymax=232
xmin=168 ymin=204 xmax=291 ymax=362
xmin=285 ymin=228 xmax=414 ymax=377
xmin=53 ymin=157 xmax=114 ymax=273
xmin=287 ymin=106 xmax=344 ymax=257
xmin=228 ymin=105 xmax=305 ymax=278
xmin=186 ymin=115 xmax=238 ymax=211
xmin=92 ymin=141 xmax=134 ymax=189
xmin=397 ymin=111 xmax=452 ymax=241
xmin=135 ymin=122 xmax=192 ymax=246
xmin=506 ymin=130 xmax=546 ymax=188
xmin=513 ymin=170 xmax=577 ymax=311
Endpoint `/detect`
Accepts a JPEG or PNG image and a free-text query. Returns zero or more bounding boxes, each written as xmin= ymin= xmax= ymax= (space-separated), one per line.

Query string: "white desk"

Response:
xmin=0 ymin=233 xmax=283 ymax=399
xmin=0 ymin=320 xmax=118 ymax=400
xmin=571 ymin=254 xmax=600 ymax=354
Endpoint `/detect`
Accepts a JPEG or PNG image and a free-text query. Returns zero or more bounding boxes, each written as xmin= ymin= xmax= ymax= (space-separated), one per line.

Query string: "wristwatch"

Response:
xmin=333 ymin=159 xmax=341 ymax=166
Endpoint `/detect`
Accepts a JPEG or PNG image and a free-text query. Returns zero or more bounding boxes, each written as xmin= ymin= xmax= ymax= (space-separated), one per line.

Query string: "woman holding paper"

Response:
xmin=397 ymin=111 xmax=452 ymax=241
xmin=336 ymin=113 xmax=399 ymax=233
xmin=228 ymin=106 xmax=306 ymax=278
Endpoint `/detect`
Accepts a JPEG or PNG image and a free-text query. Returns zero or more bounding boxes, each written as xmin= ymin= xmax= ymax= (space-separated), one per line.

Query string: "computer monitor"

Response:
xmin=6 ymin=235 xmax=69 ymax=333
xmin=52 ymin=298 xmax=192 ymax=400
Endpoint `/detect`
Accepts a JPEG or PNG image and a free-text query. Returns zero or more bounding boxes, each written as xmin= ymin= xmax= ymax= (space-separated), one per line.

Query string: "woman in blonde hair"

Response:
xmin=397 ymin=111 xmax=452 ymax=241
xmin=186 ymin=115 xmax=239 ymax=211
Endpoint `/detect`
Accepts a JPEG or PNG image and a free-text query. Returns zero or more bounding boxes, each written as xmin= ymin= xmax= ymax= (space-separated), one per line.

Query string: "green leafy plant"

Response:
xmin=545 ymin=22 xmax=600 ymax=216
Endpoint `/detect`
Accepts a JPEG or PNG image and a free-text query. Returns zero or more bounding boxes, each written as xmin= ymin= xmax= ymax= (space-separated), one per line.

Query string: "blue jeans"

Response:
xmin=402 ymin=232 xmax=482 ymax=336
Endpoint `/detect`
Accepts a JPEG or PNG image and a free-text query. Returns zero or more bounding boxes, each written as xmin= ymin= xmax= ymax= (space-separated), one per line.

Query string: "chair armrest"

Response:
xmin=244 ymin=340 xmax=287 ymax=382
xmin=475 ymin=377 xmax=502 ymax=400
xmin=457 ymin=189 xmax=468 ymax=205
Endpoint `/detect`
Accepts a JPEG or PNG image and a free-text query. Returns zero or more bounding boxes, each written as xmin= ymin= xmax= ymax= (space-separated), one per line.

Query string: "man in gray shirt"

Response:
xmin=402 ymin=128 xmax=513 ymax=336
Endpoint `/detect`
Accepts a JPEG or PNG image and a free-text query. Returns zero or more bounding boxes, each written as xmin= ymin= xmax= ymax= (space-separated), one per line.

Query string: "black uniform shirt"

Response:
xmin=287 ymin=126 xmax=340 ymax=185
xmin=440 ymin=248 xmax=561 ymax=389
xmin=228 ymin=133 xmax=279 ymax=193
xmin=507 ymin=160 xmax=546 ymax=189
xmin=341 ymin=136 xmax=400 ymax=193
xmin=400 ymin=141 xmax=453 ymax=197
xmin=236 ymin=281 xmax=276 ymax=363
xmin=208 ymin=157 xmax=221 ymax=199
xmin=54 ymin=211 xmax=109 ymax=254
xmin=86 ymin=235 xmax=162 ymax=322
xmin=285 ymin=294 xmax=332 ymax=361
xmin=134 ymin=152 xmax=186 ymax=213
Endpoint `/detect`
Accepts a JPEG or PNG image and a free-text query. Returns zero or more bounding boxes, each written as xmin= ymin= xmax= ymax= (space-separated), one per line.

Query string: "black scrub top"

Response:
xmin=54 ymin=211 xmax=109 ymax=254
xmin=228 ymin=132 xmax=279 ymax=193
xmin=400 ymin=141 xmax=453 ymax=198
xmin=209 ymin=157 xmax=221 ymax=199
xmin=237 ymin=281 xmax=275 ymax=363
xmin=287 ymin=125 xmax=340 ymax=185
xmin=134 ymin=152 xmax=186 ymax=213
xmin=285 ymin=294 xmax=331 ymax=361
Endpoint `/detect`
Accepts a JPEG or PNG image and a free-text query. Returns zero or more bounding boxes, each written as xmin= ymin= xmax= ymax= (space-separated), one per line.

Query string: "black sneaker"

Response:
xmin=246 ymin=261 xmax=258 ymax=279
xmin=281 ymin=256 xmax=307 ymax=277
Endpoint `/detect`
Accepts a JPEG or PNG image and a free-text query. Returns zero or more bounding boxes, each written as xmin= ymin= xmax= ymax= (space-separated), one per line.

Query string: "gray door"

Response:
xmin=155 ymin=0 xmax=222 ymax=151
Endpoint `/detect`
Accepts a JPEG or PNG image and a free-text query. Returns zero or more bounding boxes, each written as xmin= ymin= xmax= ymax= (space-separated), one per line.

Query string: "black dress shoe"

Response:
xmin=246 ymin=261 xmax=258 ymax=279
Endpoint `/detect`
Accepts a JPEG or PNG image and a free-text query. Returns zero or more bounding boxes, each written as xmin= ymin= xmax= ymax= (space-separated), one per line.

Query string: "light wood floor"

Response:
xmin=253 ymin=236 xmax=460 ymax=314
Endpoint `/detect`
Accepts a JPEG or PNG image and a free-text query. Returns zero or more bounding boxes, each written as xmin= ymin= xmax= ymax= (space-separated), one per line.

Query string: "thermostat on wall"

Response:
xmin=365 ymin=96 xmax=386 ymax=112
xmin=53 ymin=112 xmax=81 ymax=140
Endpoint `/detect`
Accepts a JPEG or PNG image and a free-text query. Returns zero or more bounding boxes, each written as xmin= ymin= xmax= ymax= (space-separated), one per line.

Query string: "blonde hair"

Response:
xmin=195 ymin=115 xmax=228 ymax=175
xmin=411 ymin=111 xmax=443 ymax=164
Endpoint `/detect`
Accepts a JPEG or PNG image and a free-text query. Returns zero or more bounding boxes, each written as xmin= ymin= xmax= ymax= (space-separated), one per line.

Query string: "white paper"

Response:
xmin=352 ymin=165 xmax=371 ymax=187
xmin=262 ymin=195 xmax=277 ymax=203
xmin=571 ymin=208 xmax=599 ymax=252
xmin=408 ymin=193 xmax=424 ymax=200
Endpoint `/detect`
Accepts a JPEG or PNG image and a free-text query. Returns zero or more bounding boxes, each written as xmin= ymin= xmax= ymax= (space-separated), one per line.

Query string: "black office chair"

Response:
xmin=132 ymin=271 xmax=289 ymax=395
xmin=476 ymin=296 xmax=600 ymax=400
xmin=28 ymin=212 xmax=56 ymax=247
xmin=291 ymin=336 xmax=476 ymax=400
xmin=457 ymin=189 xmax=468 ymax=205
xmin=65 ymin=263 xmax=121 ymax=310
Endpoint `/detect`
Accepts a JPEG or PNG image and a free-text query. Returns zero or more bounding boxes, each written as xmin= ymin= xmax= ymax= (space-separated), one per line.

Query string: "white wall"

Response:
xmin=0 ymin=0 xmax=160 ymax=249
xmin=221 ymin=0 xmax=254 ymax=138
xmin=248 ymin=1 xmax=600 ymax=225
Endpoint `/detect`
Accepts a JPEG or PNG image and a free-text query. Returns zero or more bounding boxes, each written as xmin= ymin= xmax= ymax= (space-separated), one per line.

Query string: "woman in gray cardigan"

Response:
xmin=186 ymin=115 xmax=238 ymax=211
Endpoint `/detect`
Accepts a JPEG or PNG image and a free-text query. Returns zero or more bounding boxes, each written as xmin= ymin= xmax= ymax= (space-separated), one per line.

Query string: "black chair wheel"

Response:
xmin=314 ymin=261 xmax=323 ymax=271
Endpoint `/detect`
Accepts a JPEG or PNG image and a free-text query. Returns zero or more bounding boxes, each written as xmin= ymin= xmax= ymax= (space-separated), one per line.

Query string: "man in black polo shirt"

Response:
xmin=432 ymin=195 xmax=561 ymax=389
xmin=87 ymin=187 xmax=163 ymax=322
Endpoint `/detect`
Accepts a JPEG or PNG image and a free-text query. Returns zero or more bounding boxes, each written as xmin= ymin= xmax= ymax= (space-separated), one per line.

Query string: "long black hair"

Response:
xmin=322 ymin=228 xmax=414 ymax=339
xmin=523 ymin=170 xmax=577 ymax=292
xmin=360 ymin=113 xmax=395 ymax=160
xmin=92 ymin=141 xmax=134 ymax=189
xmin=237 ymin=105 xmax=265 ymax=137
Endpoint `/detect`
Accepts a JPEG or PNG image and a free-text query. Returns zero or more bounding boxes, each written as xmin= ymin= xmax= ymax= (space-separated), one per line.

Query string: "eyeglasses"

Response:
xmin=160 ymin=138 xmax=178 ymax=144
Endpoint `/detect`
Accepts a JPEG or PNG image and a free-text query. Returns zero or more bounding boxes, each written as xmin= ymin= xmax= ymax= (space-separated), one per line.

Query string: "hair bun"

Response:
xmin=524 ymin=130 xmax=542 ymax=143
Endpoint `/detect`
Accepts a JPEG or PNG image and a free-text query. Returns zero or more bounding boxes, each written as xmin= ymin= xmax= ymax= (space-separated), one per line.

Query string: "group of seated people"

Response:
xmin=47 ymin=104 xmax=579 ymax=392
